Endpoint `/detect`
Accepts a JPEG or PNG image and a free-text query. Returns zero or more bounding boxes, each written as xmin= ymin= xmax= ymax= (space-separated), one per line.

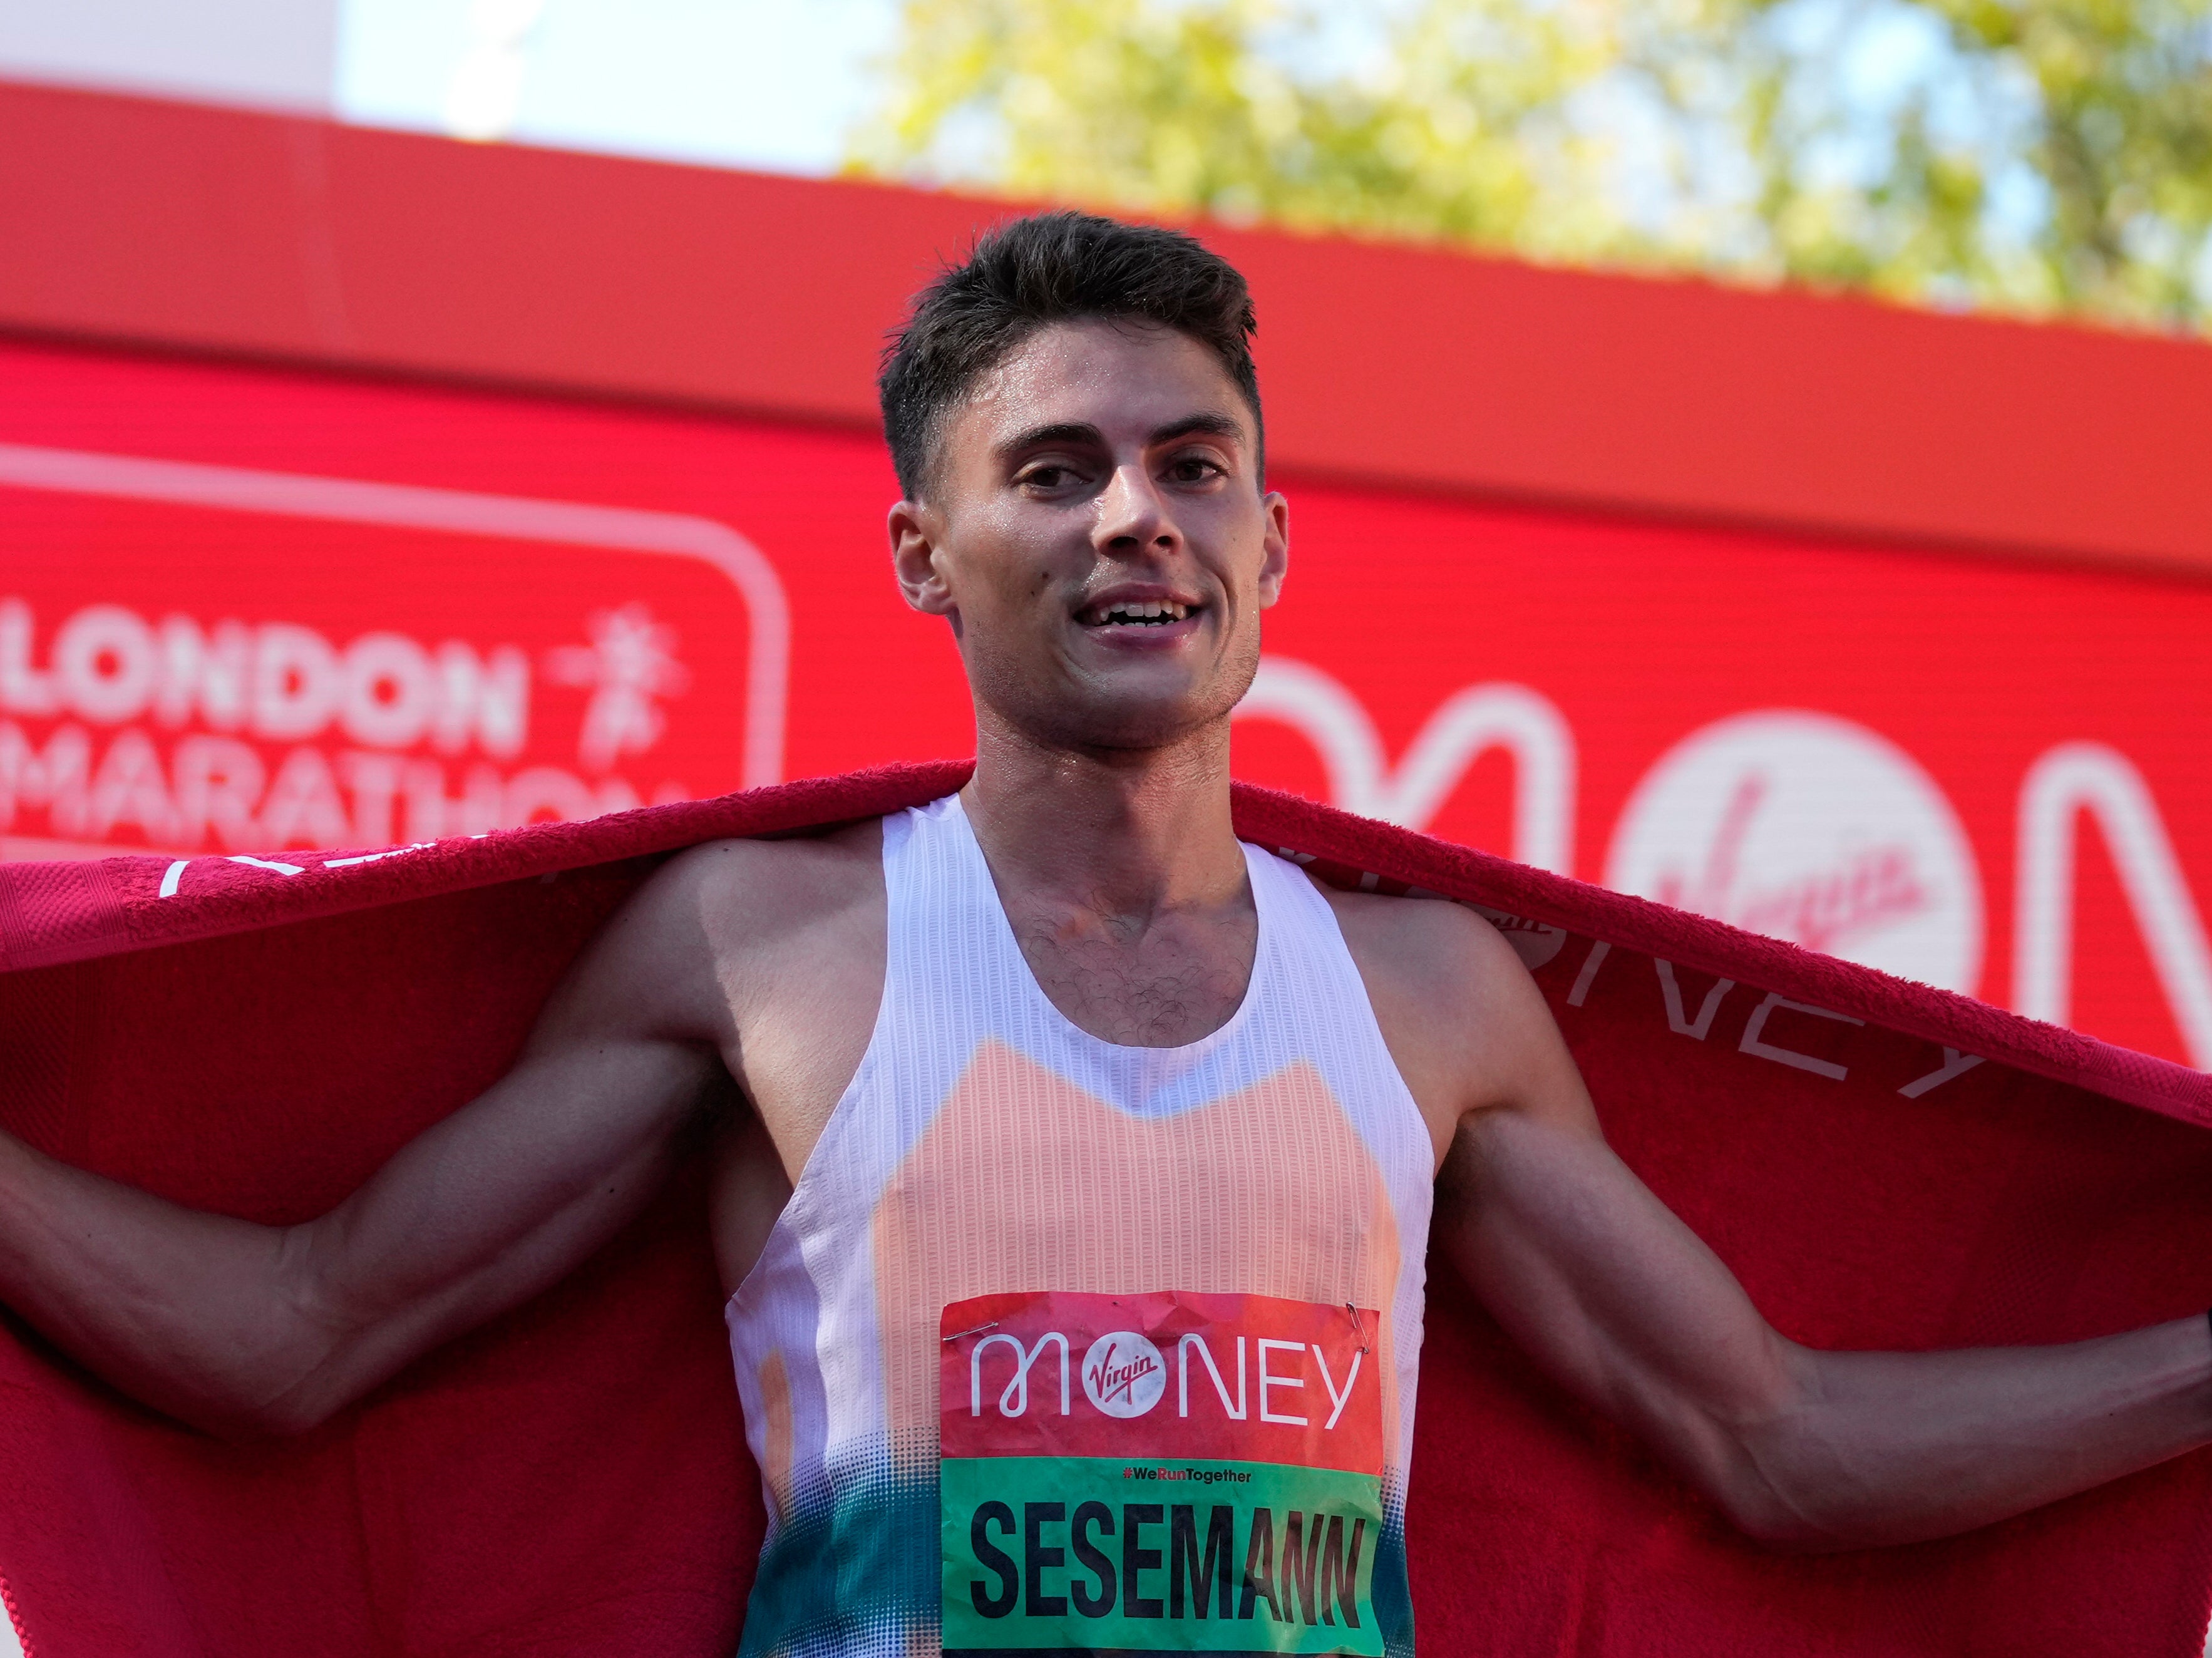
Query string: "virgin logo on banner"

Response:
xmin=1603 ymin=710 xmax=1986 ymax=994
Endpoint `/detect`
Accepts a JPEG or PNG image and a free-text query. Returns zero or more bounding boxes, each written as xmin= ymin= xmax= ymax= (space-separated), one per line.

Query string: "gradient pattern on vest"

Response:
xmin=726 ymin=796 xmax=1435 ymax=1656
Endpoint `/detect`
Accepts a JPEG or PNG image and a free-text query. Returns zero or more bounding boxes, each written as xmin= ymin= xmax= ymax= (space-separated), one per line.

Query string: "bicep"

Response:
xmin=278 ymin=864 xmax=734 ymax=1418
xmin=1433 ymin=935 xmax=1799 ymax=1494
xmin=305 ymin=1034 xmax=720 ymax=1321
xmin=1442 ymin=1106 xmax=1788 ymax=1424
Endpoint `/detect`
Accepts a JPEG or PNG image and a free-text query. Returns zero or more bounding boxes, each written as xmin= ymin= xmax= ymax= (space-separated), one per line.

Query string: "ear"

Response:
xmin=889 ymin=497 xmax=957 ymax=617
xmin=1255 ymin=489 xmax=1290 ymax=610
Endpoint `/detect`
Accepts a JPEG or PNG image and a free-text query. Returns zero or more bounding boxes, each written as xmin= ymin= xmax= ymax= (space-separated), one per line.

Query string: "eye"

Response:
xmin=1166 ymin=455 xmax=1226 ymax=483
xmin=1019 ymin=463 xmax=1076 ymax=489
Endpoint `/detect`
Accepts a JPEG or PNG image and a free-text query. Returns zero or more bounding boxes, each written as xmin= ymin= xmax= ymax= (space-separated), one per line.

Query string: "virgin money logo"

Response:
xmin=1605 ymin=711 xmax=1984 ymax=993
xmin=1081 ymin=1332 xmax=1166 ymax=1419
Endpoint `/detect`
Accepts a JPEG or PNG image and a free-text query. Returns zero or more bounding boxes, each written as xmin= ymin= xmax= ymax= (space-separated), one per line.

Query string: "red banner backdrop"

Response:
xmin=3 ymin=337 xmax=2207 ymax=1070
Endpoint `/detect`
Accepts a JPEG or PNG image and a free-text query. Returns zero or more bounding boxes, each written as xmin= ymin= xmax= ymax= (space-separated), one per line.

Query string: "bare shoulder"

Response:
xmin=545 ymin=819 xmax=886 ymax=1045
xmin=1309 ymin=877 xmax=1525 ymax=1019
xmin=1300 ymin=870 xmax=1579 ymax=1150
xmin=645 ymin=818 xmax=885 ymax=950
xmin=638 ymin=819 xmax=886 ymax=999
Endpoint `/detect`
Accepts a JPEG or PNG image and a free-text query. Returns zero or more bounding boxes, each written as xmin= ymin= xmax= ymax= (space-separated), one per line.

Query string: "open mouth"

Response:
xmin=1078 ymin=599 xmax=1197 ymax=629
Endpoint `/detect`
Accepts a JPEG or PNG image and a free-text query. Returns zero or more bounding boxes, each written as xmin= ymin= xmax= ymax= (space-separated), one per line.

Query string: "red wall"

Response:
xmin=2 ymin=81 xmax=2208 ymax=1069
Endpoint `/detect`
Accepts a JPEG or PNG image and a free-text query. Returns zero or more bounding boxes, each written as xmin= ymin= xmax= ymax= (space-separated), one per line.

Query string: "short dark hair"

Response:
xmin=878 ymin=210 xmax=1263 ymax=500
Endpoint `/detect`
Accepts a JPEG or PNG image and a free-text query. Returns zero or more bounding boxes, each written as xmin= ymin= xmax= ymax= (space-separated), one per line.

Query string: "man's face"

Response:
xmin=890 ymin=319 xmax=1289 ymax=753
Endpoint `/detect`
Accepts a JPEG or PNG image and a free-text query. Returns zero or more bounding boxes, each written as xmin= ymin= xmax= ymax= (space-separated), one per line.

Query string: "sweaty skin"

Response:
xmin=0 ymin=320 xmax=2208 ymax=1557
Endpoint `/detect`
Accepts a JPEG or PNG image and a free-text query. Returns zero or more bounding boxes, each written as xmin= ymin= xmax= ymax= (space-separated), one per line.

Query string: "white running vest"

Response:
xmin=726 ymin=795 xmax=1435 ymax=1657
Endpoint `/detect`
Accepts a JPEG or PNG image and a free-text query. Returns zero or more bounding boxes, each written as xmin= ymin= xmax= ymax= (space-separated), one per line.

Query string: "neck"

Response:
xmin=960 ymin=709 xmax=1247 ymax=923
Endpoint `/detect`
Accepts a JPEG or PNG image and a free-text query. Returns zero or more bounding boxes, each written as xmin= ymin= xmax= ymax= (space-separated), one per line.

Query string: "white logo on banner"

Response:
xmin=1605 ymin=710 xmax=1984 ymax=992
xmin=545 ymin=602 xmax=692 ymax=773
xmin=1233 ymin=657 xmax=1576 ymax=873
xmin=1082 ymin=1332 xmax=1166 ymax=1419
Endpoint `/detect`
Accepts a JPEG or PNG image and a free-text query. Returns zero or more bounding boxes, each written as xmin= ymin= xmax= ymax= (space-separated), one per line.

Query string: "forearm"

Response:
xmin=0 ymin=1130 xmax=323 ymax=1436
xmin=1745 ymin=1318 xmax=2212 ymax=1550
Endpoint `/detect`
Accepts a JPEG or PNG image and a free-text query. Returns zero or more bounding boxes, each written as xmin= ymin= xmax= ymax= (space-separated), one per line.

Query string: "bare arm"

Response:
xmin=0 ymin=850 xmax=740 ymax=1439
xmin=1353 ymin=896 xmax=2212 ymax=1550
xmin=1446 ymin=1098 xmax=2212 ymax=1548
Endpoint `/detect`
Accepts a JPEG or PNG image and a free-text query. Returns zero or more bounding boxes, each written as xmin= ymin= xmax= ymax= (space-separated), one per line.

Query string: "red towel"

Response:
xmin=1 ymin=762 xmax=2208 ymax=1657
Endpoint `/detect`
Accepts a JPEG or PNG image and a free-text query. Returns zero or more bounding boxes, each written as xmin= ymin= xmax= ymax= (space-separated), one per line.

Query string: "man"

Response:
xmin=0 ymin=212 xmax=2205 ymax=1656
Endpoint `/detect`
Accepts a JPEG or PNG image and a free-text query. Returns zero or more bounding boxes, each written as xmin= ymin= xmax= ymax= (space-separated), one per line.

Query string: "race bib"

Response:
xmin=940 ymin=1290 xmax=1384 ymax=1655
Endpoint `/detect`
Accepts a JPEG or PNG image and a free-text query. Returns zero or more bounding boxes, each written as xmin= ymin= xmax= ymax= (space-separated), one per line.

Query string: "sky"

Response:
xmin=329 ymin=0 xmax=2030 ymax=249
xmin=336 ymin=0 xmax=900 ymax=174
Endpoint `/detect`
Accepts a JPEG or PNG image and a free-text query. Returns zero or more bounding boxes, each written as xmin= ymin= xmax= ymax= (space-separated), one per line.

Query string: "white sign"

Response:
xmin=1606 ymin=710 xmax=1984 ymax=993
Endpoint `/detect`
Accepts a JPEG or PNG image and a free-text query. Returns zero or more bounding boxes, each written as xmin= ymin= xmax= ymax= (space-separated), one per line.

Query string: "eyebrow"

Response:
xmin=1148 ymin=412 xmax=1247 ymax=446
xmin=995 ymin=421 xmax=1105 ymax=460
xmin=994 ymin=411 xmax=1250 ymax=462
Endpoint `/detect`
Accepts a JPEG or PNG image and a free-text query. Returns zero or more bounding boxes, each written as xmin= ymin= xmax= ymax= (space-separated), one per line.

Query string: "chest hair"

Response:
xmin=1011 ymin=910 xmax=1256 ymax=1048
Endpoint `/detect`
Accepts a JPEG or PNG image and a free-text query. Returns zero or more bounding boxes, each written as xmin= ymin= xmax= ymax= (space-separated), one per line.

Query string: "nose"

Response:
xmin=1092 ymin=461 xmax=1177 ymax=558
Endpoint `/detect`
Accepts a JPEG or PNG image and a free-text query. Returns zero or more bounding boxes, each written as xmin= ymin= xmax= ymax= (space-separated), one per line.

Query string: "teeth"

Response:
xmin=1092 ymin=600 xmax=1189 ymax=625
